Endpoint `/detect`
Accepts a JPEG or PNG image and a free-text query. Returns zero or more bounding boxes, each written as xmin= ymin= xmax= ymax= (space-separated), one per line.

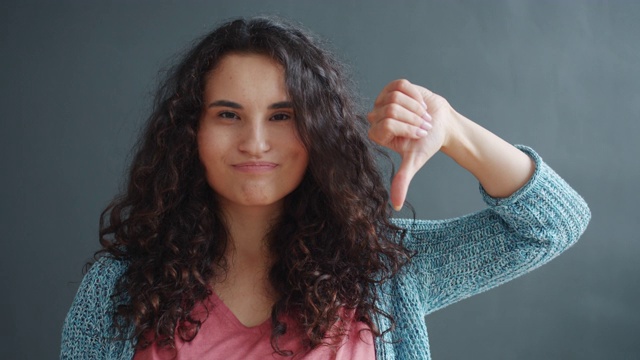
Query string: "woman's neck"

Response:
xmin=221 ymin=202 xmax=281 ymax=265
xmin=211 ymin=202 xmax=282 ymax=326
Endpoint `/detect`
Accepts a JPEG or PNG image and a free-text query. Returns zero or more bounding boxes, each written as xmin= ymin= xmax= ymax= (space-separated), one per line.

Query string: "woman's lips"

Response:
xmin=232 ymin=161 xmax=278 ymax=173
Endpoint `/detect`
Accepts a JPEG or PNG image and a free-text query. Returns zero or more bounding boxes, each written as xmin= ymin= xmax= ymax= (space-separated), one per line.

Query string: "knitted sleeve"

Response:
xmin=60 ymin=256 xmax=128 ymax=359
xmin=391 ymin=146 xmax=591 ymax=315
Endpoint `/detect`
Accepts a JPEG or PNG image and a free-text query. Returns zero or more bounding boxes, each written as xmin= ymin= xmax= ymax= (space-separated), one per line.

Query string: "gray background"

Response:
xmin=1 ymin=1 xmax=638 ymax=359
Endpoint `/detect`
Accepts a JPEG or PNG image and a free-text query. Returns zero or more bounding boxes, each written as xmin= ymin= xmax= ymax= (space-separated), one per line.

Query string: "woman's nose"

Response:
xmin=238 ymin=121 xmax=271 ymax=155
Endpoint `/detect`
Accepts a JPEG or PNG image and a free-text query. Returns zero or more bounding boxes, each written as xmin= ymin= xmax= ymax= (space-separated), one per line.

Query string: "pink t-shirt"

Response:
xmin=133 ymin=292 xmax=375 ymax=360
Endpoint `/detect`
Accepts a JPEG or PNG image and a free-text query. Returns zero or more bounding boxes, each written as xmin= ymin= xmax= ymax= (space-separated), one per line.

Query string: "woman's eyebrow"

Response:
xmin=269 ymin=101 xmax=293 ymax=109
xmin=207 ymin=100 xmax=242 ymax=109
xmin=206 ymin=100 xmax=292 ymax=109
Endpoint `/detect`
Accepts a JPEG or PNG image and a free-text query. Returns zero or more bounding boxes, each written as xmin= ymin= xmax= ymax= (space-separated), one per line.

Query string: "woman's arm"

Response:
xmin=368 ymin=79 xmax=590 ymax=314
xmin=393 ymin=146 xmax=590 ymax=314
xmin=367 ymin=79 xmax=535 ymax=210
xmin=60 ymin=257 xmax=132 ymax=359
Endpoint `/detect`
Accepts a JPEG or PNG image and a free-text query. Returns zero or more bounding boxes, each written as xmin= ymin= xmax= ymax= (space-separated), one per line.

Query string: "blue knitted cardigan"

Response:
xmin=61 ymin=147 xmax=591 ymax=359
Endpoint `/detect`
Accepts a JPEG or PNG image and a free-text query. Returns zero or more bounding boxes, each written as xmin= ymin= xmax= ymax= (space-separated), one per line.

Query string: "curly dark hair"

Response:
xmin=97 ymin=16 xmax=412 ymax=356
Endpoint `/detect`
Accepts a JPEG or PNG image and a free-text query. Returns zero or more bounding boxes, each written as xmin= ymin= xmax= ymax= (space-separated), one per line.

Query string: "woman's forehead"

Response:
xmin=203 ymin=53 xmax=290 ymax=105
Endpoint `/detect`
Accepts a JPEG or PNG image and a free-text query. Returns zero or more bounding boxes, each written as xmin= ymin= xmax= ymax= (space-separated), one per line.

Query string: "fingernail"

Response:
xmin=416 ymin=128 xmax=428 ymax=137
xmin=420 ymin=121 xmax=432 ymax=130
xmin=421 ymin=101 xmax=428 ymax=109
xmin=393 ymin=204 xmax=402 ymax=211
xmin=422 ymin=111 xmax=432 ymax=121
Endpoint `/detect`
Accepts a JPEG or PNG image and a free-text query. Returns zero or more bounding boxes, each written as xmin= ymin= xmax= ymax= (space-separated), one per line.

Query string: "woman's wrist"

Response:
xmin=439 ymin=109 xmax=535 ymax=198
xmin=440 ymin=108 xmax=473 ymax=164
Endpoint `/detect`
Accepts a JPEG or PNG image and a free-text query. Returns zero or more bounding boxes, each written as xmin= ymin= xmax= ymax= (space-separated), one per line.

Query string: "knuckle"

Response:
xmin=384 ymin=104 xmax=401 ymax=119
xmin=380 ymin=118 xmax=395 ymax=132
xmin=395 ymin=79 xmax=411 ymax=90
xmin=388 ymin=91 xmax=403 ymax=103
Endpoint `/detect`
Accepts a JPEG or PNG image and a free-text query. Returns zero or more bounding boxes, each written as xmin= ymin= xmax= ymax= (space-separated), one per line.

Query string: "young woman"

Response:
xmin=61 ymin=16 xmax=590 ymax=359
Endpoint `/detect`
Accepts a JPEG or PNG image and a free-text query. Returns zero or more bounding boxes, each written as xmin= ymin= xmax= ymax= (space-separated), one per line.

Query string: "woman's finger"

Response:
xmin=371 ymin=80 xmax=432 ymax=128
xmin=368 ymin=117 xmax=428 ymax=145
xmin=368 ymin=103 xmax=432 ymax=130
xmin=380 ymin=89 xmax=429 ymax=118
xmin=375 ymin=79 xmax=427 ymax=109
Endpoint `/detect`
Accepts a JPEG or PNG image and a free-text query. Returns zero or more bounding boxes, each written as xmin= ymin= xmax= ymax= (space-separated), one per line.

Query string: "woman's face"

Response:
xmin=198 ymin=53 xmax=309 ymax=214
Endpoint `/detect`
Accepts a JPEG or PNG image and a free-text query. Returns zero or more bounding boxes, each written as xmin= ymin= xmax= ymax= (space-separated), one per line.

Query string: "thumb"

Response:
xmin=390 ymin=153 xmax=421 ymax=211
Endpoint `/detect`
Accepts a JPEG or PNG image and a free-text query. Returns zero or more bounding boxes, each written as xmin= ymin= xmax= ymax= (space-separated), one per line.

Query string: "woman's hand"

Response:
xmin=367 ymin=79 xmax=454 ymax=210
xmin=368 ymin=79 xmax=535 ymax=211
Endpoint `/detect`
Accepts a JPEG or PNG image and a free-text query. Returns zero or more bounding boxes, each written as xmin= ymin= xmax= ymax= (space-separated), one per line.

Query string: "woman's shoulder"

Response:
xmin=87 ymin=255 xmax=128 ymax=279
xmin=78 ymin=255 xmax=129 ymax=301
xmin=61 ymin=255 xmax=131 ymax=358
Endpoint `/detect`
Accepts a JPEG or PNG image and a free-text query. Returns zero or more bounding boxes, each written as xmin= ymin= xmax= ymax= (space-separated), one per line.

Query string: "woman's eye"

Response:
xmin=219 ymin=111 xmax=239 ymax=119
xmin=271 ymin=113 xmax=291 ymax=121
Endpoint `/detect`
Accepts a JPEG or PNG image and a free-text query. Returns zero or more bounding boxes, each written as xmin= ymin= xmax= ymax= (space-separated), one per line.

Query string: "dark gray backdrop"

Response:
xmin=2 ymin=1 xmax=638 ymax=359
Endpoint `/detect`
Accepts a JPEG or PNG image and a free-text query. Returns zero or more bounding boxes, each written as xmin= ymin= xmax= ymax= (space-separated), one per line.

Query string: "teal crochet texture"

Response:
xmin=61 ymin=147 xmax=591 ymax=359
